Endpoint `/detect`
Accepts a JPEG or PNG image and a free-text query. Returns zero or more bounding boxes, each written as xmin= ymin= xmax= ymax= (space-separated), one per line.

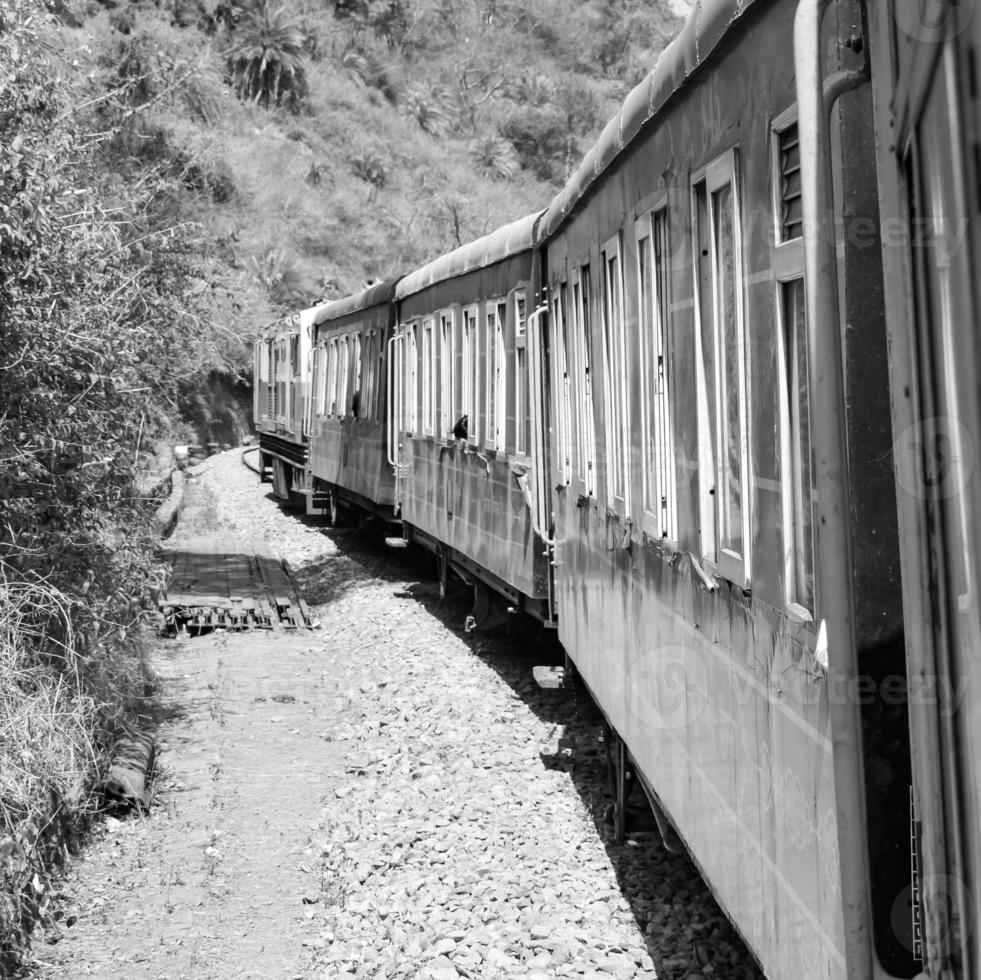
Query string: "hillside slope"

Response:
xmin=57 ymin=0 xmax=683 ymax=365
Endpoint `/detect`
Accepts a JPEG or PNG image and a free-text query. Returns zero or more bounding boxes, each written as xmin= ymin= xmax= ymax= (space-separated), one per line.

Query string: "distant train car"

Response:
xmin=867 ymin=1 xmax=981 ymax=975
xmin=391 ymin=213 xmax=554 ymax=627
xmin=252 ymin=307 xmax=316 ymax=508
xmin=308 ymin=279 xmax=400 ymax=526
xmin=534 ymin=0 xmax=913 ymax=977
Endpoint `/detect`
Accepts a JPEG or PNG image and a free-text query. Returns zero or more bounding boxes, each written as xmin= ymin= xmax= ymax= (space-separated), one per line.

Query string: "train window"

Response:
xmin=692 ymin=149 xmax=751 ymax=585
xmin=462 ymin=306 xmax=478 ymax=444
xmin=352 ymin=332 xmax=363 ymax=417
xmin=327 ymin=337 xmax=339 ymax=416
xmin=422 ymin=318 xmax=435 ymax=436
xmin=484 ymin=302 xmax=506 ymax=451
xmin=496 ymin=301 xmax=507 ymax=450
xmin=550 ymin=283 xmax=572 ymax=483
xmin=338 ymin=335 xmax=350 ymax=418
xmin=440 ymin=312 xmax=454 ymax=440
xmin=601 ymin=234 xmax=630 ymax=515
xmin=360 ymin=331 xmax=373 ymax=420
xmin=571 ymin=265 xmax=596 ymax=495
xmin=772 ymin=110 xmax=815 ymax=614
xmin=636 ymin=206 xmax=678 ymax=544
xmin=407 ymin=322 xmax=418 ymax=434
xmin=780 ymin=279 xmax=814 ymax=613
xmin=315 ymin=342 xmax=327 ymax=417
xmin=514 ymin=291 xmax=530 ymax=457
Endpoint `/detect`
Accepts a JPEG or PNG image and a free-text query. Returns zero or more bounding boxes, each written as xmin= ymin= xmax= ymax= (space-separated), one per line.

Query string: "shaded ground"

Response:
xmin=24 ymin=451 xmax=762 ymax=980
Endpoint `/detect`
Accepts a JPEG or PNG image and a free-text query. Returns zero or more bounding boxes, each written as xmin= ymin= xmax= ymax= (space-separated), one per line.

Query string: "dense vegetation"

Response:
xmin=0 ymin=0 xmax=681 ymax=964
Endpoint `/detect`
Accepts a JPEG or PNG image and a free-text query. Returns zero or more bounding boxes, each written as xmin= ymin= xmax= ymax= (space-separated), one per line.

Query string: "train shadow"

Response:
xmin=294 ymin=525 xmax=764 ymax=979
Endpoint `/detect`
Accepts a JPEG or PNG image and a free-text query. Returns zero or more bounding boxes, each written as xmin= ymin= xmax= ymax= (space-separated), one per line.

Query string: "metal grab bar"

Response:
xmin=794 ymin=1 xmax=872 ymax=977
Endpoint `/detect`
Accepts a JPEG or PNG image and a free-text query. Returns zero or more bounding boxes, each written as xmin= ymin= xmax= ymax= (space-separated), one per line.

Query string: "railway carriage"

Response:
xmin=308 ymin=278 xmax=400 ymax=525
xmin=390 ymin=213 xmax=555 ymax=627
xmin=253 ymin=307 xmax=316 ymax=508
xmin=533 ymin=0 xmax=913 ymax=977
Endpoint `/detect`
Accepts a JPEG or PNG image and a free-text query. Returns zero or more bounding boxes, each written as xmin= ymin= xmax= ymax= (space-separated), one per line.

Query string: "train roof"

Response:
xmin=394 ymin=210 xmax=543 ymax=300
xmin=539 ymin=0 xmax=758 ymax=240
xmin=311 ymin=277 xmax=401 ymax=324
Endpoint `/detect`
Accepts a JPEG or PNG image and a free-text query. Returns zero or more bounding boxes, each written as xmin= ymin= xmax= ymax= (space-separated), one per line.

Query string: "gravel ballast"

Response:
xmin=27 ymin=450 xmax=763 ymax=979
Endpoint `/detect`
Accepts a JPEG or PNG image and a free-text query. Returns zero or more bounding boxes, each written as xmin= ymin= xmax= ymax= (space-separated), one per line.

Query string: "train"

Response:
xmin=251 ymin=0 xmax=981 ymax=977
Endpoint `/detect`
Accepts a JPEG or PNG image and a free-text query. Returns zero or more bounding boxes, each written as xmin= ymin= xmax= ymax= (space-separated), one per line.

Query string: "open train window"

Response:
xmin=360 ymin=331 xmax=374 ymax=420
xmin=484 ymin=301 xmax=506 ymax=451
xmin=692 ymin=148 xmax=751 ymax=586
xmin=440 ymin=311 xmax=455 ymax=440
xmin=462 ymin=306 xmax=478 ymax=445
xmin=514 ymin=291 xmax=530 ymax=457
xmin=338 ymin=335 xmax=350 ymax=418
xmin=601 ymin=233 xmax=630 ymax=516
xmin=351 ymin=332 xmax=363 ymax=418
xmin=406 ymin=322 xmax=419 ymax=435
xmin=327 ymin=337 xmax=339 ymax=416
xmin=635 ymin=205 xmax=678 ymax=544
xmin=772 ymin=109 xmax=815 ymax=616
xmin=571 ymin=265 xmax=596 ymax=496
xmin=550 ymin=282 xmax=572 ymax=484
xmin=315 ymin=342 xmax=327 ymax=417
xmin=422 ymin=318 xmax=435 ymax=436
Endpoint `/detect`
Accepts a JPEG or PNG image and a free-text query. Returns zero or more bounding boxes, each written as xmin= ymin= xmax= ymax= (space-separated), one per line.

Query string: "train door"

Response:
xmin=868 ymin=2 xmax=981 ymax=976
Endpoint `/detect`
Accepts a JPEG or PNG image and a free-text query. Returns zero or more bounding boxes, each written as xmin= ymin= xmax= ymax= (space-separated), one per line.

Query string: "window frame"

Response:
xmin=439 ymin=310 xmax=456 ymax=441
xmin=338 ymin=334 xmax=351 ymax=419
xmin=601 ymin=232 xmax=630 ymax=517
xmin=314 ymin=340 xmax=327 ymax=417
xmin=513 ymin=290 xmax=530 ymax=459
xmin=571 ymin=264 xmax=596 ymax=497
xmin=691 ymin=147 xmax=752 ymax=586
xmin=406 ymin=321 xmax=419 ymax=435
xmin=462 ymin=305 xmax=479 ymax=445
xmin=327 ymin=337 xmax=339 ymax=416
xmin=635 ymin=201 xmax=679 ymax=545
xmin=550 ymin=280 xmax=572 ymax=484
xmin=484 ymin=300 xmax=506 ymax=452
xmin=422 ymin=317 xmax=436 ymax=437
xmin=772 ymin=107 xmax=815 ymax=618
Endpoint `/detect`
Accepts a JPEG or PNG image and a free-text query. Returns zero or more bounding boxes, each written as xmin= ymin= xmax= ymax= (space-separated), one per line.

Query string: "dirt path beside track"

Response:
xmin=25 ymin=451 xmax=761 ymax=980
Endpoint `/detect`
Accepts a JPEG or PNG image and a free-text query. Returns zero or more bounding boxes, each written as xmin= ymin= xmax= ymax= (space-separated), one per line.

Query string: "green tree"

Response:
xmin=227 ymin=2 xmax=309 ymax=111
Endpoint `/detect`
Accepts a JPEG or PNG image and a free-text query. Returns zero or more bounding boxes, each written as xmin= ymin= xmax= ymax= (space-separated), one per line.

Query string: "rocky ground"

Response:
xmin=24 ymin=450 xmax=763 ymax=979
